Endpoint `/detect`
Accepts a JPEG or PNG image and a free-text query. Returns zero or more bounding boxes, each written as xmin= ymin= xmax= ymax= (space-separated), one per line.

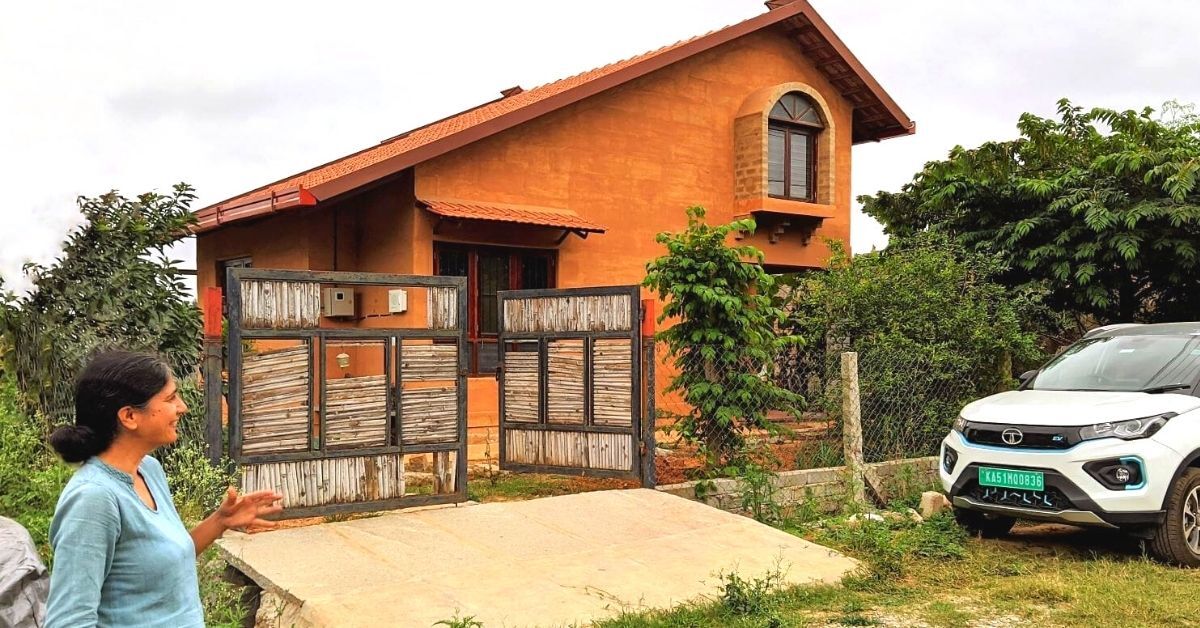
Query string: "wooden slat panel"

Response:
xmin=587 ymin=432 xmax=633 ymax=471
xmin=400 ymin=385 xmax=457 ymax=446
xmin=240 ymin=280 xmax=321 ymax=329
xmin=401 ymin=344 xmax=457 ymax=381
xmin=240 ymin=453 xmax=405 ymax=508
xmin=547 ymin=339 xmax=584 ymax=424
xmin=592 ymin=338 xmax=633 ymax=427
xmin=502 ymin=294 xmax=631 ymax=333
xmin=541 ymin=430 xmax=588 ymax=467
xmin=324 ymin=375 xmax=387 ymax=448
xmin=503 ymin=430 xmax=632 ymax=471
xmin=503 ymin=350 xmax=539 ymax=423
xmin=427 ymin=287 xmax=458 ymax=330
xmin=241 ymin=346 xmax=310 ymax=454
xmin=504 ymin=429 xmax=542 ymax=465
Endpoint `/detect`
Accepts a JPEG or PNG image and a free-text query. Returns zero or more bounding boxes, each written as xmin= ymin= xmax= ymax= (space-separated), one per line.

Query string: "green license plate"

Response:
xmin=978 ymin=467 xmax=1044 ymax=491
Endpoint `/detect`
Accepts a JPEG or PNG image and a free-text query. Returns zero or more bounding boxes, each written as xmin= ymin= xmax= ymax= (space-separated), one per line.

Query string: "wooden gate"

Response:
xmin=224 ymin=269 xmax=468 ymax=518
xmin=497 ymin=286 xmax=654 ymax=486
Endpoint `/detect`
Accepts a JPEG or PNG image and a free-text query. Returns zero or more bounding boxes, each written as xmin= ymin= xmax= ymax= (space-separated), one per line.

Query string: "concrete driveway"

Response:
xmin=217 ymin=489 xmax=857 ymax=627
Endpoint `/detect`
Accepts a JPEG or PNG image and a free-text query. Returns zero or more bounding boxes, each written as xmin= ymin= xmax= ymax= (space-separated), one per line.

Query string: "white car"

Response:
xmin=940 ymin=322 xmax=1200 ymax=565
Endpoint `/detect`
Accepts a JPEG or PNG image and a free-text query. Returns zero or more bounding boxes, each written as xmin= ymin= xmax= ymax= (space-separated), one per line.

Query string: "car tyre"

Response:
xmin=953 ymin=506 xmax=1015 ymax=538
xmin=1149 ymin=468 xmax=1200 ymax=567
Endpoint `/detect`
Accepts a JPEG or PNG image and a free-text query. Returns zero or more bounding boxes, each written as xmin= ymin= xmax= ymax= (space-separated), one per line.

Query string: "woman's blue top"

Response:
xmin=46 ymin=456 xmax=203 ymax=627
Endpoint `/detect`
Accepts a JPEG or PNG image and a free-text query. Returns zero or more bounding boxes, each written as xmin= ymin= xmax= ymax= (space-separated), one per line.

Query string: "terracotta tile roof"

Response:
xmin=419 ymin=199 xmax=606 ymax=233
xmin=193 ymin=0 xmax=913 ymax=233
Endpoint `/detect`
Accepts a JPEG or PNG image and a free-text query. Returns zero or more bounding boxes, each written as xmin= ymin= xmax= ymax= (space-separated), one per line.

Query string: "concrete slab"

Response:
xmin=217 ymin=489 xmax=857 ymax=627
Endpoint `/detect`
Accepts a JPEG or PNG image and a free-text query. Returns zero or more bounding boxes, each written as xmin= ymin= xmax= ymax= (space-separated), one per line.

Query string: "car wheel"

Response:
xmin=1149 ymin=468 xmax=1200 ymax=567
xmin=953 ymin=506 xmax=1015 ymax=538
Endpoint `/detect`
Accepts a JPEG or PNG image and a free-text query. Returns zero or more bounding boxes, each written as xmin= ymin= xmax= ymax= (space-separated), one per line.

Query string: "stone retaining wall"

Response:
xmin=656 ymin=456 xmax=939 ymax=513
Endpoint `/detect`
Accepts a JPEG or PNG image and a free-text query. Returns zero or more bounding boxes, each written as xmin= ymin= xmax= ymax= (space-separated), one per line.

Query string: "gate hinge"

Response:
xmin=639 ymin=441 xmax=647 ymax=456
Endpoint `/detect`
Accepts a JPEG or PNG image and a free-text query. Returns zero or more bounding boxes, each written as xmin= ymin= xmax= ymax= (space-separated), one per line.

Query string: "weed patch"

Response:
xmin=0 ymin=376 xmax=71 ymax=560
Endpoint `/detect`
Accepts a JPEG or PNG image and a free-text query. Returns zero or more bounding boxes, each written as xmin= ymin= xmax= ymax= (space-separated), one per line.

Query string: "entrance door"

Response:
xmin=497 ymin=286 xmax=652 ymax=485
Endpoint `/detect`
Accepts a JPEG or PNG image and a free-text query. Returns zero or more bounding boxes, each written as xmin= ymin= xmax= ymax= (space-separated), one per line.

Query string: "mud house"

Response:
xmin=194 ymin=0 xmax=914 ymax=462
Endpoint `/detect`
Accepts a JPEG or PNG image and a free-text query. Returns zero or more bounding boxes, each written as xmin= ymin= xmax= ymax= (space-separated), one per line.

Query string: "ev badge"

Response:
xmin=1001 ymin=428 xmax=1024 ymax=445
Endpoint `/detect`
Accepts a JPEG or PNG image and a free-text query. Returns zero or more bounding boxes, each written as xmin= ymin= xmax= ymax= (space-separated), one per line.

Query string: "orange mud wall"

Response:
xmin=197 ymin=28 xmax=855 ymax=461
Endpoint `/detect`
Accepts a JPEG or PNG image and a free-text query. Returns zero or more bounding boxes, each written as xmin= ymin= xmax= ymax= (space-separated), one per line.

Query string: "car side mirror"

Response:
xmin=1018 ymin=370 xmax=1038 ymax=387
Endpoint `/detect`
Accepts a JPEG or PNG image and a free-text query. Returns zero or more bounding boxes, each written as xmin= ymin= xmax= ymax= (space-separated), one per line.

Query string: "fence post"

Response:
xmin=640 ymin=298 xmax=657 ymax=488
xmin=841 ymin=351 xmax=867 ymax=506
xmin=202 ymin=287 xmax=224 ymax=466
xmin=997 ymin=350 xmax=1013 ymax=393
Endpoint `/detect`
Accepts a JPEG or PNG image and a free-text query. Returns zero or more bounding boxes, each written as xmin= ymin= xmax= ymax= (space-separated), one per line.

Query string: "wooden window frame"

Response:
xmin=433 ymin=243 xmax=557 ymax=376
xmin=217 ymin=256 xmax=253 ymax=315
xmin=767 ymin=121 xmax=818 ymax=203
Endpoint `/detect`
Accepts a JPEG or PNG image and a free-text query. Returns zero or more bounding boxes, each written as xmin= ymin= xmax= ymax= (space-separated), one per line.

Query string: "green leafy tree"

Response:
xmin=0 ymin=184 xmax=201 ymax=424
xmin=780 ymin=237 xmax=1043 ymax=460
xmin=861 ymin=99 xmax=1200 ymax=325
xmin=643 ymin=206 xmax=801 ymax=466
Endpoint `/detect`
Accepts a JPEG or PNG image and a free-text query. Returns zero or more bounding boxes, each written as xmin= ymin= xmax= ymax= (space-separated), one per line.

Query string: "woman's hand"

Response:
xmin=215 ymin=487 xmax=284 ymax=532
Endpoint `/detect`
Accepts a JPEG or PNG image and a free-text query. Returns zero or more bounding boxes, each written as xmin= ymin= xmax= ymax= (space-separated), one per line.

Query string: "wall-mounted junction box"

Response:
xmin=388 ymin=289 xmax=408 ymax=314
xmin=321 ymin=287 xmax=356 ymax=318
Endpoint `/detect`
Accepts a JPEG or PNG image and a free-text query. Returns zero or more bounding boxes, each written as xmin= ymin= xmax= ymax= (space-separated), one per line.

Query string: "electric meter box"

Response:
xmin=388 ymin=289 xmax=408 ymax=314
xmin=320 ymin=287 xmax=356 ymax=318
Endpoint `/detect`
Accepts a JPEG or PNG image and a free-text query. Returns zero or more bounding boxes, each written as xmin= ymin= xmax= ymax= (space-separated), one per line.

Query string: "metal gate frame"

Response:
xmin=497 ymin=285 xmax=654 ymax=486
xmin=226 ymin=268 xmax=469 ymax=518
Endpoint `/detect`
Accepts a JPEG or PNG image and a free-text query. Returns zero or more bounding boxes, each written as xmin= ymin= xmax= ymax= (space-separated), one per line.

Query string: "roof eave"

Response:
xmin=192 ymin=186 xmax=317 ymax=234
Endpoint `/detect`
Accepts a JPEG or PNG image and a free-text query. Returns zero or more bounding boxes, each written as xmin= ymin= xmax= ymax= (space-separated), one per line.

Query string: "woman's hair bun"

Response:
xmin=49 ymin=424 xmax=104 ymax=463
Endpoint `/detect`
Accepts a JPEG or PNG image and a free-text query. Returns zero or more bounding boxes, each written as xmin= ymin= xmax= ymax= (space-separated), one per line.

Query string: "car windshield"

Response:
xmin=1031 ymin=334 xmax=1200 ymax=392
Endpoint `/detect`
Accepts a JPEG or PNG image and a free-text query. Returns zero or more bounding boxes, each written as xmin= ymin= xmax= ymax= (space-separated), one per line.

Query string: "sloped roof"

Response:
xmin=419 ymin=199 xmax=606 ymax=233
xmin=193 ymin=0 xmax=913 ymax=233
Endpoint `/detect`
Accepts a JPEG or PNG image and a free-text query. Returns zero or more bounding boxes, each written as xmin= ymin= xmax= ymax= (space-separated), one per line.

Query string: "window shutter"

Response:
xmin=788 ymin=132 xmax=809 ymax=199
xmin=768 ymin=126 xmax=786 ymax=197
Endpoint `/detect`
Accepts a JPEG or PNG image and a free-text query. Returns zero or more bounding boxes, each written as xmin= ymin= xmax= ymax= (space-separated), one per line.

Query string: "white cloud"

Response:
xmin=3 ymin=0 xmax=1198 ymax=290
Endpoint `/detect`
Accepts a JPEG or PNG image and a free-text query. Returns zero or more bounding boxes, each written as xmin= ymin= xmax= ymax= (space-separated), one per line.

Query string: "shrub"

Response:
xmin=0 ymin=374 xmax=71 ymax=560
xmin=643 ymin=206 xmax=802 ymax=467
xmin=779 ymin=237 xmax=1044 ymax=461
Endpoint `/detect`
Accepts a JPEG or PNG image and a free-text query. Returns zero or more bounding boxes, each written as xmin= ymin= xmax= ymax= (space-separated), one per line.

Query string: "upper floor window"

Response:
xmin=767 ymin=92 xmax=823 ymax=201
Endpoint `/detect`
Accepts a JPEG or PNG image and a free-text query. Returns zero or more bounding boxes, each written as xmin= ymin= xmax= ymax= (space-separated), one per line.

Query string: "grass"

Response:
xmin=595 ymin=516 xmax=1200 ymax=628
xmin=466 ymin=471 xmax=633 ymax=502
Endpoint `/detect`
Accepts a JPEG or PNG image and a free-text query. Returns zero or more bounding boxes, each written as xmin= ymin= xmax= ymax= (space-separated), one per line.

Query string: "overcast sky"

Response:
xmin=2 ymin=0 xmax=1198 ymax=294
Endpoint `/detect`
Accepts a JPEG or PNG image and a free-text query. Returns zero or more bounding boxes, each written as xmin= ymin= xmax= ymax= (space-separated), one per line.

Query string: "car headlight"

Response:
xmin=1078 ymin=413 xmax=1176 ymax=441
xmin=952 ymin=416 xmax=968 ymax=433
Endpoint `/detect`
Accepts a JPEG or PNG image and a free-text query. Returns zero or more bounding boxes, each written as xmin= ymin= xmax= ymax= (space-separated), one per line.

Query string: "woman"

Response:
xmin=45 ymin=350 xmax=282 ymax=627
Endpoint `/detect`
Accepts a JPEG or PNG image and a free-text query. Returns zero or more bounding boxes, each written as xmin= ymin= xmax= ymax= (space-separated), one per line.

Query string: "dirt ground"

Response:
xmin=1000 ymin=521 xmax=1147 ymax=556
xmin=653 ymin=417 xmax=842 ymax=484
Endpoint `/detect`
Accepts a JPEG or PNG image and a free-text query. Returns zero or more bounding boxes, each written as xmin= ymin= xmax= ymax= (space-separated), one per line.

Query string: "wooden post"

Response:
xmin=433 ymin=451 xmax=454 ymax=493
xmin=640 ymin=299 xmax=657 ymax=488
xmin=841 ymin=351 xmax=866 ymax=506
xmin=997 ymin=350 xmax=1013 ymax=393
xmin=202 ymin=287 xmax=225 ymax=466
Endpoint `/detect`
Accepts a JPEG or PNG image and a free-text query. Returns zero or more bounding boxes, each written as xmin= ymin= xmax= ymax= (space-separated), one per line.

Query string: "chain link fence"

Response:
xmin=653 ymin=340 xmax=1001 ymax=485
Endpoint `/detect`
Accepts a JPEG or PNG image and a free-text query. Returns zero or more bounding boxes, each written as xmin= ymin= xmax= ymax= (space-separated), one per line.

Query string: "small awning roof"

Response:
xmin=418 ymin=199 xmax=606 ymax=233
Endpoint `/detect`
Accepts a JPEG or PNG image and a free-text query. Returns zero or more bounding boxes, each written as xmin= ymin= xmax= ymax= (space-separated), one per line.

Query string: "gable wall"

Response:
xmin=414 ymin=28 xmax=854 ymax=281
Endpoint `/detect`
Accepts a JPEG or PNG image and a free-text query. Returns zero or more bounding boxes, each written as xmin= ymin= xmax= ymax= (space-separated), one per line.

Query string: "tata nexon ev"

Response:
xmin=940 ymin=323 xmax=1200 ymax=565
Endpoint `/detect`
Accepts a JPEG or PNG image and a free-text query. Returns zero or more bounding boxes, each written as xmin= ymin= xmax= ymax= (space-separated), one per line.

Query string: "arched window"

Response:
xmin=767 ymin=92 xmax=823 ymax=201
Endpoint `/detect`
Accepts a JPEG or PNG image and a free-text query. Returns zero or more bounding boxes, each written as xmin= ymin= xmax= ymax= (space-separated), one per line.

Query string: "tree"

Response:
xmin=0 ymin=184 xmax=201 ymax=424
xmin=861 ymin=99 xmax=1200 ymax=326
xmin=643 ymin=206 xmax=801 ymax=466
xmin=780 ymin=237 xmax=1043 ymax=461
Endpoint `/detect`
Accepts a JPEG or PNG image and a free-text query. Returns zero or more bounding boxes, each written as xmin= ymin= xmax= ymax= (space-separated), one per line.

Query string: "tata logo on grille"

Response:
xmin=1001 ymin=428 xmax=1024 ymax=445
